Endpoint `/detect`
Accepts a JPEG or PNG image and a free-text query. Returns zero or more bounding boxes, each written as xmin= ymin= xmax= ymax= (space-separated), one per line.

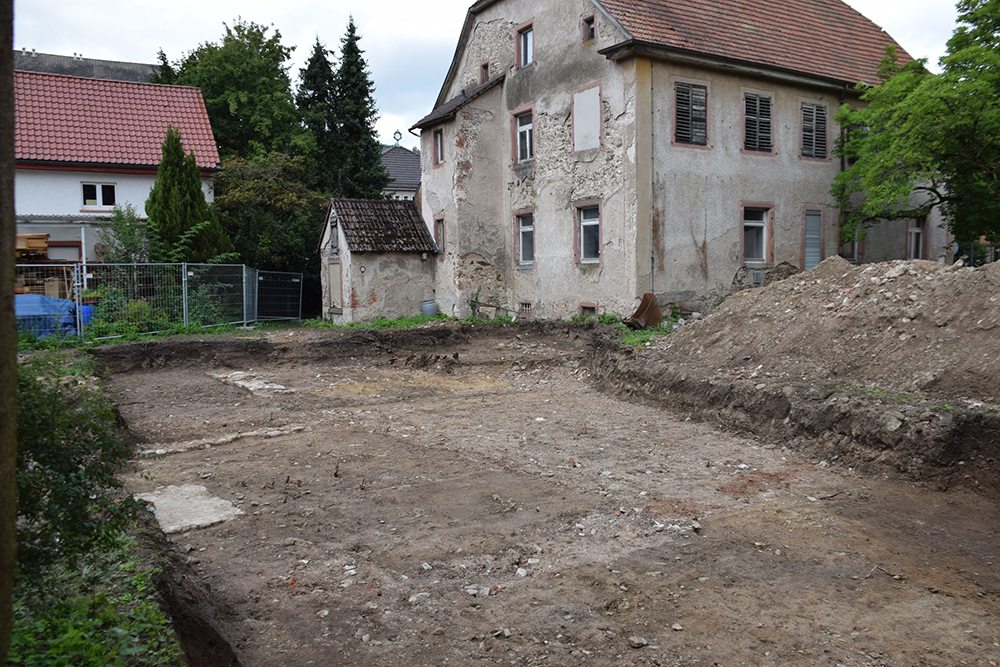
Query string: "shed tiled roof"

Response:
xmin=331 ymin=199 xmax=437 ymax=253
xmin=13 ymin=50 xmax=157 ymax=83
xmin=380 ymin=146 xmax=422 ymax=191
xmin=596 ymin=0 xmax=910 ymax=86
xmin=411 ymin=74 xmax=505 ymax=130
xmin=15 ymin=71 xmax=220 ymax=169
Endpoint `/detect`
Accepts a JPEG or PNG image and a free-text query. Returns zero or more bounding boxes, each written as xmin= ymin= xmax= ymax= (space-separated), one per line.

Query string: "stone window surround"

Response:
xmin=580 ymin=12 xmax=596 ymax=44
xmin=433 ymin=214 xmax=446 ymax=259
xmin=799 ymin=99 xmax=830 ymax=162
xmin=513 ymin=207 xmax=536 ymax=269
xmin=574 ymin=198 xmax=603 ymax=267
xmin=432 ymin=128 xmax=445 ymax=168
xmin=571 ymin=81 xmax=603 ymax=155
xmin=671 ymin=76 xmax=711 ymax=150
xmin=741 ymin=201 xmax=774 ymax=267
xmin=479 ymin=60 xmax=491 ymax=83
xmin=515 ymin=19 xmax=535 ymax=70
xmin=510 ymin=103 xmax=536 ymax=164
xmin=740 ymin=86 xmax=776 ymax=156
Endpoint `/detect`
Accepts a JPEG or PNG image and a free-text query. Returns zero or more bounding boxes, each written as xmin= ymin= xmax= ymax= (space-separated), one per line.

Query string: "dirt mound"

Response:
xmin=659 ymin=256 xmax=1000 ymax=405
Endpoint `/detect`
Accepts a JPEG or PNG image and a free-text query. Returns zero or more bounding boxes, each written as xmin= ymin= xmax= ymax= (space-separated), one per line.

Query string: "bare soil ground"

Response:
xmin=94 ymin=279 xmax=1000 ymax=667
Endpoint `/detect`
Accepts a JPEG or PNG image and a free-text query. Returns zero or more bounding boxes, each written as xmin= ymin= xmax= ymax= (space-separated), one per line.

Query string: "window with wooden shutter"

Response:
xmin=801 ymin=103 xmax=827 ymax=158
xmin=744 ymin=93 xmax=772 ymax=152
xmin=675 ymin=82 xmax=707 ymax=146
xmin=804 ymin=210 xmax=822 ymax=270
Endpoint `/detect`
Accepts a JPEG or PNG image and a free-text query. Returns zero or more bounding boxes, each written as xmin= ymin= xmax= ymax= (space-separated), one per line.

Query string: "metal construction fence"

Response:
xmin=15 ymin=263 xmax=302 ymax=340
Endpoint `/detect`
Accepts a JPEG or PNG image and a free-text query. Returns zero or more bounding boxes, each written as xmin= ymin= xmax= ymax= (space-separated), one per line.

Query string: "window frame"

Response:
xmin=741 ymin=203 xmax=774 ymax=266
xmin=800 ymin=101 xmax=829 ymax=161
xmin=515 ymin=20 xmax=534 ymax=69
xmin=672 ymin=78 xmax=710 ymax=149
xmin=479 ymin=60 xmax=491 ymax=84
xmin=514 ymin=208 xmax=535 ymax=268
xmin=801 ymin=206 xmax=825 ymax=271
xmin=81 ymin=181 xmax=116 ymax=209
xmin=510 ymin=104 xmax=535 ymax=164
xmin=575 ymin=200 xmax=602 ymax=266
xmin=741 ymin=88 xmax=775 ymax=155
xmin=518 ymin=301 xmax=532 ymax=318
xmin=432 ymin=129 xmax=445 ymax=167
xmin=571 ymin=81 xmax=603 ymax=155
xmin=908 ymin=216 xmax=926 ymax=260
xmin=581 ymin=13 xmax=596 ymax=43
xmin=433 ymin=215 xmax=446 ymax=258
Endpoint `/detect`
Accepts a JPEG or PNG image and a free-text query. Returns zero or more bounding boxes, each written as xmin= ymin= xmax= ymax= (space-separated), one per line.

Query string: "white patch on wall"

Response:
xmin=573 ymin=86 xmax=602 ymax=152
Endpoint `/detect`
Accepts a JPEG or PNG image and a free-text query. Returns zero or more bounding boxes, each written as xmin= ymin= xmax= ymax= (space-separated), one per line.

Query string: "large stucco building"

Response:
xmin=411 ymin=0 xmax=950 ymax=320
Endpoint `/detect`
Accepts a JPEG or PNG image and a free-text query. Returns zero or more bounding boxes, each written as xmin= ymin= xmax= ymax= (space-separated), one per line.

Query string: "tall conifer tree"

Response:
xmin=146 ymin=127 xmax=234 ymax=263
xmin=297 ymin=39 xmax=338 ymax=194
xmin=331 ymin=18 xmax=389 ymax=198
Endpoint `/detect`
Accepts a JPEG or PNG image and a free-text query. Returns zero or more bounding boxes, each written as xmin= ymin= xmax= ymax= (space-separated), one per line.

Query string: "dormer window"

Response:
xmin=82 ymin=182 xmax=115 ymax=208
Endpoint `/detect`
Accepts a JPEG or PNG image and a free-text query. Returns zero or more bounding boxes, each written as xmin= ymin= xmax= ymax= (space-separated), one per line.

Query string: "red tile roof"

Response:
xmin=14 ymin=71 xmax=220 ymax=169
xmin=597 ymin=0 xmax=910 ymax=85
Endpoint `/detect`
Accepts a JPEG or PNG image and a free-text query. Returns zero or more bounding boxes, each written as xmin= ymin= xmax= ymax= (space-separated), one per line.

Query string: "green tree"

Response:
xmin=95 ymin=204 xmax=150 ymax=263
xmin=330 ymin=18 xmax=389 ymax=198
xmin=213 ymin=152 xmax=328 ymax=315
xmin=832 ymin=0 xmax=1000 ymax=245
xmin=297 ymin=38 xmax=338 ymax=194
xmin=169 ymin=19 xmax=305 ymax=158
xmin=145 ymin=126 xmax=234 ymax=263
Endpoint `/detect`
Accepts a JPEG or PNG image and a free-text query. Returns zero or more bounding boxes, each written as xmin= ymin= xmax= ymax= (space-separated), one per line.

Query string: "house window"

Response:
xmin=479 ymin=61 xmax=490 ymax=83
xmin=801 ymin=103 xmax=828 ymax=159
xmin=579 ymin=206 xmax=600 ymax=263
xmin=582 ymin=15 xmax=595 ymax=42
xmin=517 ymin=213 xmax=534 ymax=264
xmin=433 ymin=129 xmax=444 ymax=165
xmin=516 ymin=112 xmax=534 ymax=162
xmin=519 ymin=301 xmax=532 ymax=317
xmin=804 ymin=209 xmax=823 ymax=270
xmin=82 ymin=182 xmax=115 ymax=207
xmin=908 ymin=217 xmax=925 ymax=259
xmin=675 ymin=82 xmax=707 ymax=146
xmin=572 ymin=84 xmax=601 ymax=153
xmin=579 ymin=304 xmax=597 ymax=319
xmin=518 ymin=24 xmax=533 ymax=68
xmin=744 ymin=93 xmax=772 ymax=152
xmin=743 ymin=208 xmax=768 ymax=263
xmin=434 ymin=215 xmax=445 ymax=254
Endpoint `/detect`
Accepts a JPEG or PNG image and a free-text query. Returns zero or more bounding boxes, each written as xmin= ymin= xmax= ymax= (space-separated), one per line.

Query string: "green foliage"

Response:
xmin=9 ymin=530 xmax=183 ymax=667
xmin=832 ymin=0 xmax=1000 ymax=244
xmin=613 ymin=305 xmax=682 ymax=348
xmin=15 ymin=354 xmax=138 ymax=573
xmin=95 ymin=205 xmax=151 ymax=263
xmin=302 ymin=313 xmax=452 ymax=330
xmin=329 ymin=18 xmax=390 ymax=198
xmin=598 ymin=312 xmax=622 ymax=324
xmin=169 ymin=19 xmax=305 ymax=159
xmin=297 ymin=39 xmax=338 ymax=194
xmin=146 ymin=127 xmax=235 ymax=263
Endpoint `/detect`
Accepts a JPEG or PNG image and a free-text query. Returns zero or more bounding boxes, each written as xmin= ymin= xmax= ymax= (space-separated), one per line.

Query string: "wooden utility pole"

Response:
xmin=0 ymin=0 xmax=17 ymax=661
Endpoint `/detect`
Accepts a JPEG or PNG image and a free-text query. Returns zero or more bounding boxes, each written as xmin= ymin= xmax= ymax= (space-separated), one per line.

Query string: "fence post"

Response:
xmin=181 ymin=262 xmax=189 ymax=328
xmin=242 ymin=265 xmax=248 ymax=327
xmin=73 ymin=265 xmax=83 ymax=339
xmin=298 ymin=273 xmax=303 ymax=321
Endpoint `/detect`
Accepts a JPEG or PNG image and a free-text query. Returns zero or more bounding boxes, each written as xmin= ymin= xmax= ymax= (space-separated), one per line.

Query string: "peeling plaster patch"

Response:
xmin=456 ymin=252 xmax=506 ymax=303
xmin=463 ymin=19 xmax=514 ymax=86
xmin=210 ymin=371 xmax=295 ymax=395
xmin=136 ymin=484 xmax=243 ymax=534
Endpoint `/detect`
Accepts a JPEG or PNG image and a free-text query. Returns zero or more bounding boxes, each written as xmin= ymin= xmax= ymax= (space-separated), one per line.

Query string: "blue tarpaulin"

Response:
xmin=15 ymin=294 xmax=77 ymax=338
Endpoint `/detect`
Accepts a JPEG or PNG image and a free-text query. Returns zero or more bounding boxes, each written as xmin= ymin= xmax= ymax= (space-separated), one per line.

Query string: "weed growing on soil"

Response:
xmin=836 ymin=383 xmax=912 ymax=404
xmin=9 ymin=529 xmax=184 ymax=667
xmin=613 ymin=305 xmax=682 ymax=347
xmin=303 ymin=313 xmax=453 ymax=329
xmin=17 ymin=323 xmax=242 ymax=351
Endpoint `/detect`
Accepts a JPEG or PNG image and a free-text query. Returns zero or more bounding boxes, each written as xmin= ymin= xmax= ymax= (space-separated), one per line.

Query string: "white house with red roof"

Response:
xmin=412 ymin=0 xmax=951 ymax=320
xmin=14 ymin=68 xmax=219 ymax=262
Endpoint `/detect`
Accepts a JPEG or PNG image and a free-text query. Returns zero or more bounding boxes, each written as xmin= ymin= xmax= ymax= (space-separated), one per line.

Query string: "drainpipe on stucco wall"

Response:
xmin=649 ymin=68 xmax=656 ymax=294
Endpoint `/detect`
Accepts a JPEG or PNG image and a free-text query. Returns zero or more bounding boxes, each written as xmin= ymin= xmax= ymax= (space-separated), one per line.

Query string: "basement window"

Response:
xmin=519 ymin=301 xmax=532 ymax=317
xmin=82 ymin=182 xmax=116 ymax=208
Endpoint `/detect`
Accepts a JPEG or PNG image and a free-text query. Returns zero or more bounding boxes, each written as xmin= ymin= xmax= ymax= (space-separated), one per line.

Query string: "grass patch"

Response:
xmin=835 ymin=383 xmax=912 ymax=404
xmin=302 ymin=313 xmax=454 ymax=330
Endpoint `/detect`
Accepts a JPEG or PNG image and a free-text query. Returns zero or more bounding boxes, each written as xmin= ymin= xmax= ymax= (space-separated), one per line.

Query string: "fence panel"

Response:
xmin=15 ymin=262 xmax=302 ymax=341
xmin=257 ymin=271 xmax=303 ymax=321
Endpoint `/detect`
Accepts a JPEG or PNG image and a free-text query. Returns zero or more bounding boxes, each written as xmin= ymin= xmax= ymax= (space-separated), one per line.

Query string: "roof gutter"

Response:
xmin=15 ymin=159 xmax=222 ymax=174
xmin=598 ymin=40 xmax=865 ymax=95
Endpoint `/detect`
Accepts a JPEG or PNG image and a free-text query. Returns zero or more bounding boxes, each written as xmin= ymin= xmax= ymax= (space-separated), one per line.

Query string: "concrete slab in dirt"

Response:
xmin=136 ymin=484 xmax=243 ymax=534
xmin=210 ymin=371 xmax=294 ymax=394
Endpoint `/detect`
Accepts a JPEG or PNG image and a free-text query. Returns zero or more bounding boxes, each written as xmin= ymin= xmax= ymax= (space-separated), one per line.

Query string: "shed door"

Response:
xmin=328 ymin=261 xmax=342 ymax=309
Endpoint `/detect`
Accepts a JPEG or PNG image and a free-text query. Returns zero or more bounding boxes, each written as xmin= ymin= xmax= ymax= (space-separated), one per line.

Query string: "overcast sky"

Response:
xmin=13 ymin=0 xmax=959 ymax=148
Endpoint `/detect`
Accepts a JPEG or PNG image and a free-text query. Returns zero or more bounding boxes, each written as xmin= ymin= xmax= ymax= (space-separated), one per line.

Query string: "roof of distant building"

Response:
xmin=380 ymin=146 xmax=422 ymax=191
xmin=13 ymin=49 xmax=157 ymax=83
xmin=330 ymin=199 xmax=437 ymax=253
xmin=14 ymin=70 xmax=220 ymax=170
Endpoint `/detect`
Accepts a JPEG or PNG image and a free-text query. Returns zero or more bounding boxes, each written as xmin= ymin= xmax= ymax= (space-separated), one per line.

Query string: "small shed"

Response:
xmin=319 ymin=199 xmax=438 ymax=323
